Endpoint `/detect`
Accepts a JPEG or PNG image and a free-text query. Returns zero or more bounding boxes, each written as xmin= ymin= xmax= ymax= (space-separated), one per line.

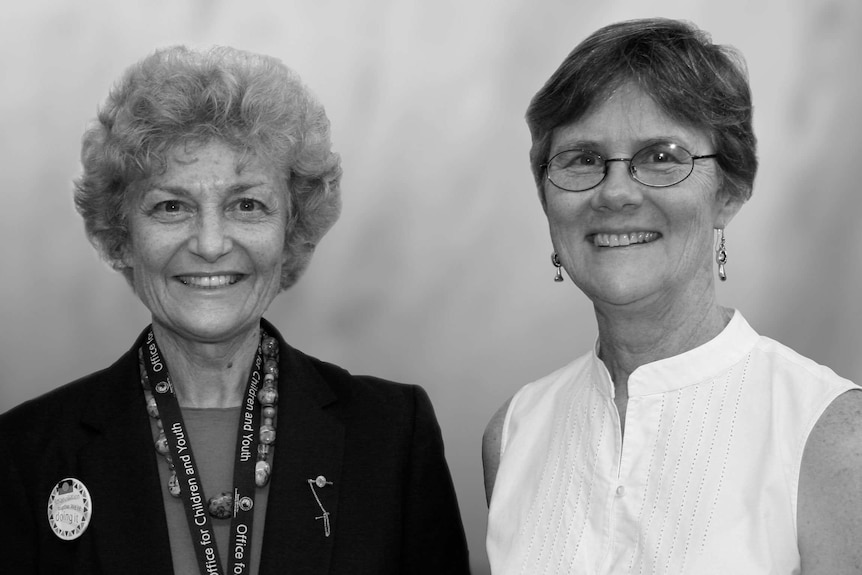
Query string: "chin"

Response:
xmin=578 ymin=275 xmax=662 ymax=308
xmin=163 ymin=313 xmax=260 ymax=344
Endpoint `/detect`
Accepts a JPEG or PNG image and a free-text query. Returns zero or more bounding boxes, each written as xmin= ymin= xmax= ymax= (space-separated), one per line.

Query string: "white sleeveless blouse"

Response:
xmin=486 ymin=312 xmax=857 ymax=574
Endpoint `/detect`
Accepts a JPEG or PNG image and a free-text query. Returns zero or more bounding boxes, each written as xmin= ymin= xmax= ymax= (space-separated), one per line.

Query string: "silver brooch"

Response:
xmin=307 ymin=475 xmax=333 ymax=537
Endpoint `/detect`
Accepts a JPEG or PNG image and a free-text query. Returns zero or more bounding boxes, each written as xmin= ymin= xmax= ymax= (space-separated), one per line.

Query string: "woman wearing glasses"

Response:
xmin=483 ymin=18 xmax=861 ymax=574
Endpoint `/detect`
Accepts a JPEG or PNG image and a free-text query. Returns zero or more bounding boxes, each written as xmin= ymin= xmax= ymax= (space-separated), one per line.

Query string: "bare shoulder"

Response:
xmin=482 ymin=396 xmax=513 ymax=506
xmin=798 ymin=388 xmax=862 ymax=574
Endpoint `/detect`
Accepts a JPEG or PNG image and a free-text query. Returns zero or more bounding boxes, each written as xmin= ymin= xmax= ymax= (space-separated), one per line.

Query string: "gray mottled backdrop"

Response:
xmin=2 ymin=1 xmax=860 ymax=572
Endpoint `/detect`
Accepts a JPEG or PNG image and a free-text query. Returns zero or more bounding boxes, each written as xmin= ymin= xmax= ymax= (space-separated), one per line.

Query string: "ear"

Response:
xmin=714 ymin=191 xmax=745 ymax=229
xmin=117 ymin=240 xmax=135 ymax=270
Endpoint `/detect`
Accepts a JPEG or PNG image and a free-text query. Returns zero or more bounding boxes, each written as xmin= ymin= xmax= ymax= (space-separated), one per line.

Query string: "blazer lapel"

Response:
xmin=66 ymin=322 xmax=345 ymax=574
xmin=77 ymin=334 xmax=175 ymax=575
xmin=259 ymin=325 xmax=345 ymax=575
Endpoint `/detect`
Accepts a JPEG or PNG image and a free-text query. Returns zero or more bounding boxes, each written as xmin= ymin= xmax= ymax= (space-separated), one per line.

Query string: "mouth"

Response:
xmin=175 ymin=274 xmax=245 ymax=288
xmin=590 ymin=231 xmax=661 ymax=248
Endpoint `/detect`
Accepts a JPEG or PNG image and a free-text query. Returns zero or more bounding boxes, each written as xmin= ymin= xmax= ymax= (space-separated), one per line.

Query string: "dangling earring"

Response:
xmin=715 ymin=228 xmax=727 ymax=281
xmin=551 ymin=252 xmax=564 ymax=282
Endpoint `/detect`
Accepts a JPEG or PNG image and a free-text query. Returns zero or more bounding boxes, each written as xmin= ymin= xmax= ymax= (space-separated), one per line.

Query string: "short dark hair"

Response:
xmin=75 ymin=45 xmax=342 ymax=290
xmin=526 ymin=18 xmax=757 ymax=204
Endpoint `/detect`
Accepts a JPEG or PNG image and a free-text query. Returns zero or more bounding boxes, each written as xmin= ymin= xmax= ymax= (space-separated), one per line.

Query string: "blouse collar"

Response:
xmin=590 ymin=311 xmax=759 ymax=398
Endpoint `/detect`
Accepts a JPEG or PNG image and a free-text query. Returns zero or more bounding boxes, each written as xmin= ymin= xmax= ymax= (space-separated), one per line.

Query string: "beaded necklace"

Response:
xmin=139 ymin=330 xmax=280 ymax=518
xmin=138 ymin=328 xmax=279 ymax=575
xmin=138 ymin=330 xmax=278 ymax=519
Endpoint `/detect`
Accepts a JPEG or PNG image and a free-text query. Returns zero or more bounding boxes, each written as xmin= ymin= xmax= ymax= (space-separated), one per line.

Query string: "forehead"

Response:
xmin=134 ymin=140 xmax=285 ymax=203
xmin=550 ymin=82 xmax=712 ymax=154
xmin=160 ymin=140 xmax=265 ymax=176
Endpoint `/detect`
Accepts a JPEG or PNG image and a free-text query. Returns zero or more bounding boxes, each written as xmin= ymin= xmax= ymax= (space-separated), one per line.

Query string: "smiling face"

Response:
xmin=545 ymin=82 xmax=743 ymax=311
xmin=123 ymin=140 xmax=287 ymax=345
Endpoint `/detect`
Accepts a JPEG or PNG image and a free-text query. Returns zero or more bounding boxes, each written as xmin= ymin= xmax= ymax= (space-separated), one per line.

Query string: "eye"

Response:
xmin=158 ymin=200 xmax=183 ymax=212
xmin=237 ymin=198 xmax=262 ymax=212
xmin=230 ymin=196 xmax=274 ymax=219
xmin=147 ymin=199 xmax=192 ymax=219
xmin=551 ymin=150 xmax=604 ymax=172
xmin=635 ymin=143 xmax=691 ymax=165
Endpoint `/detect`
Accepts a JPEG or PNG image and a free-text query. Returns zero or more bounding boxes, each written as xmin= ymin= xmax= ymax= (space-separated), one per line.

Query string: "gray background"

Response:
xmin=2 ymin=1 xmax=861 ymax=572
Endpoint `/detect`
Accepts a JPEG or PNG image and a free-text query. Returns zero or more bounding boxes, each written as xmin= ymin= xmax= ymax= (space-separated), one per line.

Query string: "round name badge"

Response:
xmin=47 ymin=477 xmax=93 ymax=540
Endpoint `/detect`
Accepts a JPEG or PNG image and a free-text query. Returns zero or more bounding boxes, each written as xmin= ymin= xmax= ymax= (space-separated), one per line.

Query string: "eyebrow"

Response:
xmin=225 ymin=183 xmax=271 ymax=196
xmin=552 ymin=139 xmax=602 ymax=152
xmin=143 ymin=185 xmax=192 ymax=198
xmin=144 ymin=182 xmax=269 ymax=197
xmin=552 ymin=135 xmax=694 ymax=155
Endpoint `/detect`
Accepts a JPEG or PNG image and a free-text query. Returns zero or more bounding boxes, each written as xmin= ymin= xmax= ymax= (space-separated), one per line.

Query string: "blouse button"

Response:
xmin=615 ymin=485 xmax=625 ymax=497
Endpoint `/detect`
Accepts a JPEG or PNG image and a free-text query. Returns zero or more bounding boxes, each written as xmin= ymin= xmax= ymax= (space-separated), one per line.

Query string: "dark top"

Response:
xmin=0 ymin=319 xmax=470 ymax=574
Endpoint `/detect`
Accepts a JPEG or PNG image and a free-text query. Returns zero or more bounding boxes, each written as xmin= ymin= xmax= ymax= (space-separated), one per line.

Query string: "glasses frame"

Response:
xmin=542 ymin=143 xmax=718 ymax=192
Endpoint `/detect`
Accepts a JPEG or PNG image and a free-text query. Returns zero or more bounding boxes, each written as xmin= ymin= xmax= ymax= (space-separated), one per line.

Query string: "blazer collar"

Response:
xmin=76 ymin=321 xmax=346 ymax=574
xmin=259 ymin=318 xmax=346 ymax=574
xmin=261 ymin=318 xmax=339 ymax=410
xmin=77 ymin=327 xmax=175 ymax=574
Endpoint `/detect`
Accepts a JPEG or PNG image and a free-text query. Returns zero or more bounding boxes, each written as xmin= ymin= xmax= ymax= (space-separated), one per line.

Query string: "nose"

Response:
xmin=188 ymin=208 xmax=233 ymax=262
xmin=590 ymin=159 xmax=643 ymax=212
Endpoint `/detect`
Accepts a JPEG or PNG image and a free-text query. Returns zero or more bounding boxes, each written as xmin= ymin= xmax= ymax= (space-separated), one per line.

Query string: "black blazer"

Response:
xmin=0 ymin=320 xmax=470 ymax=574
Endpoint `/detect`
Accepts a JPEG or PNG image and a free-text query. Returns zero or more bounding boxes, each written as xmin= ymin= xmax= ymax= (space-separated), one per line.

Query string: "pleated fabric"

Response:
xmin=487 ymin=312 xmax=858 ymax=575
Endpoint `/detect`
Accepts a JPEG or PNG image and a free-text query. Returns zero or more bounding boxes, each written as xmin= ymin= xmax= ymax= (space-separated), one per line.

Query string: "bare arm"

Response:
xmin=798 ymin=389 xmax=862 ymax=574
xmin=482 ymin=397 xmax=512 ymax=507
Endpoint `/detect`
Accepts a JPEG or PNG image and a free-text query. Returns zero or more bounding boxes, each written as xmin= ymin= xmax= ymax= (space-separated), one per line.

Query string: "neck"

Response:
xmin=594 ymin=287 xmax=733 ymax=394
xmin=151 ymin=322 xmax=261 ymax=408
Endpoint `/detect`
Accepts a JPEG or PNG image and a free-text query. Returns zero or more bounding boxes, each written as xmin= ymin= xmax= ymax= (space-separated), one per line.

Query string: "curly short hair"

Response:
xmin=526 ymin=18 xmax=757 ymax=204
xmin=74 ymin=45 xmax=342 ymax=290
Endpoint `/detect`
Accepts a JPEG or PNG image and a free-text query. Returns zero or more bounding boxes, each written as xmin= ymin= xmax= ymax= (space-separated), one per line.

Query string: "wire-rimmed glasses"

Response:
xmin=543 ymin=142 xmax=717 ymax=192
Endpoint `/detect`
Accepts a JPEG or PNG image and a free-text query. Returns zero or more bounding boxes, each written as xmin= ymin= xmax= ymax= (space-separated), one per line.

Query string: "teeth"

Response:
xmin=593 ymin=232 xmax=658 ymax=248
xmin=178 ymin=275 xmax=240 ymax=288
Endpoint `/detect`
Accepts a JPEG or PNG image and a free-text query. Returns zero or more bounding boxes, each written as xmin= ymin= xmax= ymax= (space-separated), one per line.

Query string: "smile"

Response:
xmin=176 ymin=274 xmax=244 ymax=288
xmin=591 ymin=231 xmax=660 ymax=248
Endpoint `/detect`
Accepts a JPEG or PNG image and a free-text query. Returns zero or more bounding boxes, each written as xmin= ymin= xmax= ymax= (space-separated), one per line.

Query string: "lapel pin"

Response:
xmin=307 ymin=475 xmax=333 ymax=537
xmin=47 ymin=477 xmax=93 ymax=541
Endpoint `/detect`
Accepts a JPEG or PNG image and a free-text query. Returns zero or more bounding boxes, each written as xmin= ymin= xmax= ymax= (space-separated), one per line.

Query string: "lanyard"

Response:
xmin=141 ymin=328 xmax=263 ymax=575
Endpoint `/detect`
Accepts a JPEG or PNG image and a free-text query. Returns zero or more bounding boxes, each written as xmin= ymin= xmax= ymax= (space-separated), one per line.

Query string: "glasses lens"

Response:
xmin=547 ymin=149 xmax=605 ymax=192
xmin=630 ymin=143 xmax=694 ymax=187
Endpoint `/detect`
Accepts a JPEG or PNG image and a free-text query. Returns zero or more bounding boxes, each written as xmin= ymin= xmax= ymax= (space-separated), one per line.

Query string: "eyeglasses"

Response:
xmin=543 ymin=142 xmax=717 ymax=192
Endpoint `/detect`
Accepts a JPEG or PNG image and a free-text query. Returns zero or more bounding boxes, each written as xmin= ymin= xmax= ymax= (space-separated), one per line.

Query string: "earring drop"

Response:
xmin=715 ymin=229 xmax=727 ymax=281
xmin=551 ymin=252 xmax=564 ymax=282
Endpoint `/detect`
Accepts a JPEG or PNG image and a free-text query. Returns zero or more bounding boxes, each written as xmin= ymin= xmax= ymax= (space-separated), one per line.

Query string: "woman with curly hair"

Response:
xmin=0 ymin=45 xmax=469 ymax=575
